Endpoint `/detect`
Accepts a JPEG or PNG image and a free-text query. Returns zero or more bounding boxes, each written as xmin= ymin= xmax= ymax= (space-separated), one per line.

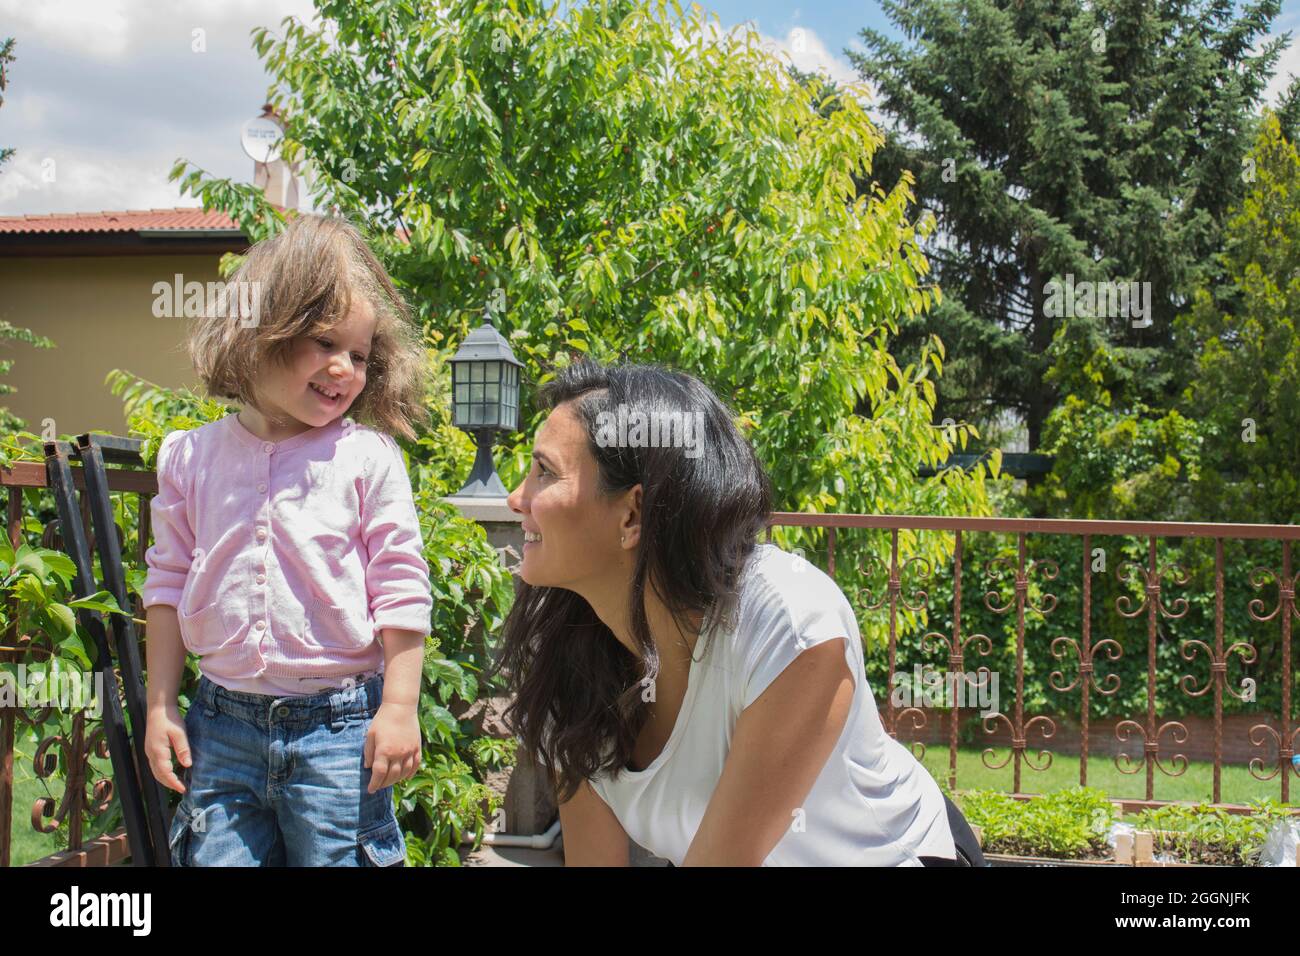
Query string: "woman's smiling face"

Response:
xmin=507 ymin=400 xmax=631 ymax=589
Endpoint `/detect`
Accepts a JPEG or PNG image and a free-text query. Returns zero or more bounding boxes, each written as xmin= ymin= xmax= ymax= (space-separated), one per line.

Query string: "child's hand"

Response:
xmin=363 ymin=702 xmax=421 ymax=794
xmin=146 ymin=703 xmax=192 ymax=794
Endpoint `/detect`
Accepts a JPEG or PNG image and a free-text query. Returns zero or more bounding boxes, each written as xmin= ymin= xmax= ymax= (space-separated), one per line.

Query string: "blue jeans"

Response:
xmin=167 ymin=673 xmax=406 ymax=867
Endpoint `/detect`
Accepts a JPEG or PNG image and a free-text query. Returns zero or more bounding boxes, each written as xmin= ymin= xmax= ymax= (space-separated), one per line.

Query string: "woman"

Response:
xmin=495 ymin=359 xmax=984 ymax=866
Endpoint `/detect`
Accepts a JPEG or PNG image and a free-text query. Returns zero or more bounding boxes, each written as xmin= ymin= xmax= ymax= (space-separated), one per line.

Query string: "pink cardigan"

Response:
xmin=142 ymin=413 xmax=432 ymax=695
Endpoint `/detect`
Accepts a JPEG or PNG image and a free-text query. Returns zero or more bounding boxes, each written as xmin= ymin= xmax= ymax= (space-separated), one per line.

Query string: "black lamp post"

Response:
xmin=449 ymin=310 xmax=524 ymax=497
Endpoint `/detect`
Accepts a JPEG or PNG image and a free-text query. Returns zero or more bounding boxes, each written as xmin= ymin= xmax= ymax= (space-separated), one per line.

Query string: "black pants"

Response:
xmin=918 ymin=793 xmax=987 ymax=866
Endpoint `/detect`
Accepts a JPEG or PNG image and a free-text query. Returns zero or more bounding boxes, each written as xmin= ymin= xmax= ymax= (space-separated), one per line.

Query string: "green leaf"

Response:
xmin=69 ymin=591 xmax=126 ymax=616
xmin=12 ymin=548 xmax=47 ymax=580
xmin=46 ymin=603 xmax=77 ymax=639
xmin=57 ymin=630 xmax=93 ymax=669
xmin=801 ymin=260 xmax=818 ymax=293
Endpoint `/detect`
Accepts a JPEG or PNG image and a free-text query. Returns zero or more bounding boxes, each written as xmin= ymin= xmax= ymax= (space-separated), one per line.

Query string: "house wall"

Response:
xmin=0 ymin=254 xmax=220 ymax=437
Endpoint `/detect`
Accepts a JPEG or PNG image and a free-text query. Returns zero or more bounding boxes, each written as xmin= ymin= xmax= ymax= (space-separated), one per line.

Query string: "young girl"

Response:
xmin=142 ymin=214 xmax=433 ymax=866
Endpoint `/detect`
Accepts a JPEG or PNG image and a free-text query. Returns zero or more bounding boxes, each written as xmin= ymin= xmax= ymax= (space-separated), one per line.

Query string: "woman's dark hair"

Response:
xmin=492 ymin=359 xmax=773 ymax=803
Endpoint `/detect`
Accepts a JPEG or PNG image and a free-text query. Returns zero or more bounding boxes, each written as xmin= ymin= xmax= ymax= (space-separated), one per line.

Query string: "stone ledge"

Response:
xmin=442 ymin=495 xmax=522 ymax=524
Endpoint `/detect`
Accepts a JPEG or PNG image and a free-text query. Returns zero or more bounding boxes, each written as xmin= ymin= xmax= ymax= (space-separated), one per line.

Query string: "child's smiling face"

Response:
xmin=254 ymin=297 xmax=378 ymax=434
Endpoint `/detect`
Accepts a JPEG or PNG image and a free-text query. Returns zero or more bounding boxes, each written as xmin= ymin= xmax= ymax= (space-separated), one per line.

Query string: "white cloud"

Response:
xmin=754 ymin=25 xmax=886 ymax=127
xmin=0 ymin=149 xmax=189 ymax=212
xmin=0 ymin=0 xmax=132 ymax=59
xmin=9 ymin=90 xmax=59 ymax=129
xmin=670 ymin=16 xmax=870 ymax=105
xmin=759 ymin=26 xmax=861 ymax=92
xmin=0 ymin=0 xmax=324 ymax=216
xmin=0 ymin=0 xmax=319 ymax=61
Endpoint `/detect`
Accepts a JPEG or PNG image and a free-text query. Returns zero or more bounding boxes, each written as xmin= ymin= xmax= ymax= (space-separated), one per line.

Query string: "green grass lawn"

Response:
xmin=8 ymin=755 xmax=118 ymax=867
xmin=916 ymin=743 xmax=1299 ymax=822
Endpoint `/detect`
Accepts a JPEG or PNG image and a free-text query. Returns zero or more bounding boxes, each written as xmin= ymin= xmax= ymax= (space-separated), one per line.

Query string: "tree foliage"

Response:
xmin=1178 ymin=111 xmax=1300 ymax=525
xmin=172 ymin=0 xmax=995 ymax=647
xmin=851 ymin=0 xmax=1300 ymax=462
xmin=1036 ymin=112 xmax=1300 ymax=526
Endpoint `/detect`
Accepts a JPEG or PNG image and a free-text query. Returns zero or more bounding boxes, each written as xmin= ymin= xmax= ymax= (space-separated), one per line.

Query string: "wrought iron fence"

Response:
xmin=0 ymin=457 xmax=155 ymax=867
xmin=765 ymin=513 xmax=1300 ymax=814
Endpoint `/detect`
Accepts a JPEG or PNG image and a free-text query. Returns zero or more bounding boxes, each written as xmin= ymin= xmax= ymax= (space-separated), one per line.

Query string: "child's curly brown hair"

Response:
xmin=188 ymin=212 xmax=429 ymax=440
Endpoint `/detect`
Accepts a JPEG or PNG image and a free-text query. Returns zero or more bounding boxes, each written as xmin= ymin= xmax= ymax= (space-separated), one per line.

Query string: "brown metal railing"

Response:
xmin=0 ymin=459 xmax=156 ymax=867
xmin=5 ymin=488 xmax=1298 ymax=864
xmin=766 ymin=513 xmax=1300 ymax=814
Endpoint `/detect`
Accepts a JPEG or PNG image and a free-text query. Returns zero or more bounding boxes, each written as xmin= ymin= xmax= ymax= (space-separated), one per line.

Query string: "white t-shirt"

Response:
xmin=587 ymin=543 xmax=956 ymax=866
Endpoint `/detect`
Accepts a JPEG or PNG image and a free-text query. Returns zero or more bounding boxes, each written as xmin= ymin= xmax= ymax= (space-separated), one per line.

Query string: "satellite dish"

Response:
xmin=240 ymin=115 xmax=283 ymax=164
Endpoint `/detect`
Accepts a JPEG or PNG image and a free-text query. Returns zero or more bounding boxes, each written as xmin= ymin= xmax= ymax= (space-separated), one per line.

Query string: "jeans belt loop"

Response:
xmin=349 ymin=672 xmax=376 ymax=718
xmin=330 ymin=687 xmax=348 ymax=730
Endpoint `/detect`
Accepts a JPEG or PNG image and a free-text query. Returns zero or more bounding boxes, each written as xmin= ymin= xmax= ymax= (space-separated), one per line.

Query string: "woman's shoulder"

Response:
xmin=719 ymin=543 xmax=861 ymax=710
xmin=738 ymin=543 xmax=856 ymax=627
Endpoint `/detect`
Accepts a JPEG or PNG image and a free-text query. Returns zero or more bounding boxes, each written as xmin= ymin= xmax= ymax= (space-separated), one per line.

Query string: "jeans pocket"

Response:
xmin=168 ymin=803 xmax=194 ymax=867
xmin=357 ymin=817 xmax=406 ymax=867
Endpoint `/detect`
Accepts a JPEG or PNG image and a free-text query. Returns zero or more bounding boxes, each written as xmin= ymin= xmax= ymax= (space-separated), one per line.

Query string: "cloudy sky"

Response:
xmin=1 ymin=0 xmax=1297 ymax=217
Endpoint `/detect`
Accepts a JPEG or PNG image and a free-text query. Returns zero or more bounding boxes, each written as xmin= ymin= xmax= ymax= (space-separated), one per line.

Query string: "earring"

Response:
xmin=621 ymin=536 xmax=626 ymax=544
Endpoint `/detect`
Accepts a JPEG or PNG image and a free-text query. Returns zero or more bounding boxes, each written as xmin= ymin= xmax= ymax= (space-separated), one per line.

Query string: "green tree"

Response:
xmin=172 ymin=0 xmax=995 ymax=598
xmin=850 ymin=0 xmax=1300 ymax=467
xmin=1178 ymin=111 xmax=1300 ymax=525
xmin=1013 ymin=115 xmax=1300 ymax=723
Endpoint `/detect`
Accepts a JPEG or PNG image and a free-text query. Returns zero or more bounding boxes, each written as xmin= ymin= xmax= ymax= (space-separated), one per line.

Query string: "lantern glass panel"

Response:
xmin=503 ymin=364 xmax=519 ymax=429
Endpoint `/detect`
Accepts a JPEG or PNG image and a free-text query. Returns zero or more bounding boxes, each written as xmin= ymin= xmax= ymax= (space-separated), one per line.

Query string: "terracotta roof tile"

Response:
xmin=0 ymin=208 xmax=241 ymax=235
